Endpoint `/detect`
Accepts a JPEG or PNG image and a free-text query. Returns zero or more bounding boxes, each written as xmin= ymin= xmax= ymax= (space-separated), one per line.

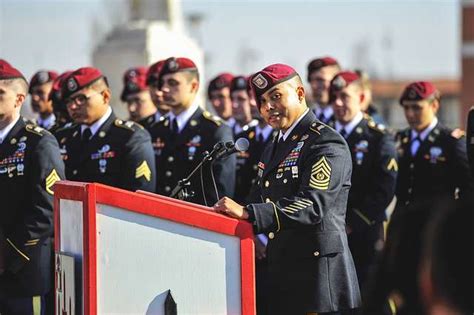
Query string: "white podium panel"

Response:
xmin=54 ymin=181 xmax=255 ymax=315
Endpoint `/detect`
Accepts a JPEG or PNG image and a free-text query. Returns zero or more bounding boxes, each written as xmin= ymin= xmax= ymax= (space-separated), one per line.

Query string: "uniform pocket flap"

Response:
xmin=312 ymin=231 xmax=345 ymax=256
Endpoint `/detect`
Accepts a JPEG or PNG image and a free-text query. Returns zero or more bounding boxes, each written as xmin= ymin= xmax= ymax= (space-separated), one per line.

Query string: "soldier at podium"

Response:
xmin=214 ymin=63 xmax=361 ymax=314
xmin=0 ymin=59 xmax=65 ymax=315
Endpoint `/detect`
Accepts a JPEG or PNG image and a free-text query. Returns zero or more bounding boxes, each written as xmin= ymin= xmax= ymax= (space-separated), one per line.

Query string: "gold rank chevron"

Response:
xmin=387 ymin=158 xmax=398 ymax=172
xmin=45 ymin=169 xmax=60 ymax=195
xmin=135 ymin=161 xmax=151 ymax=181
xmin=310 ymin=156 xmax=331 ymax=190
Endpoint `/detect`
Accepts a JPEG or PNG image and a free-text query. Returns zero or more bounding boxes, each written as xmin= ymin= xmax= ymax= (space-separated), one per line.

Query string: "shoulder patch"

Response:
xmin=203 ymin=111 xmax=222 ymax=126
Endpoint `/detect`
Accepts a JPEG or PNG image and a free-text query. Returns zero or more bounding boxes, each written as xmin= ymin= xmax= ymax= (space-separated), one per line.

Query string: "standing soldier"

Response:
xmin=230 ymin=75 xmax=257 ymax=135
xmin=49 ymin=71 xmax=73 ymax=134
xmin=208 ymin=73 xmax=236 ymax=132
xmin=467 ymin=106 xmax=474 ymax=177
xmin=55 ymin=67 xmax=156 ymax=192
xmin=395 ymin=81 xmax=473 ymax=206
xmin=121 ymin=66 xmax=160 ymax=127
xmin=215 ymin=64 xmax=360 ymax=314
xmin=231 ymin=75 xmax=274 ymax=203
xmin=307 ymin=56 xmax=340 ymax=124
xmin=0 ymin=60 xmax=65 ymax=314
xmin=29 ymin=70 xmax=58 ymax=130
xmin=149 ymin=57 xmax=236 ymax=206
xmin=355 ymin=69 xmax=387 ymax=127
xmin=145 ymin=60 xmax=172 ymax=131
xmin=330 ymin=71 xmax=398 ymax=288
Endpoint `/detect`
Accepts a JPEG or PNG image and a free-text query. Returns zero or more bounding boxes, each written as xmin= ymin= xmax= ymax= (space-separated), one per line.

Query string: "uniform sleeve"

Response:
xmin=348 ymin=133 xmax=398 ymax=231
xmin=247 ymin=137 xmax=352 ymax=234
xmin=6 ymin=134 xmax=65 ymax=274
xmin=451 ymin=136 xmax=474 ymax=200
xmin=467 ymin=109 xmax=474 ymax=178
xmin=210 ymin=124 xmax=236 ymax=199
xmin=122 ymin=128 xmax=156 ymax=192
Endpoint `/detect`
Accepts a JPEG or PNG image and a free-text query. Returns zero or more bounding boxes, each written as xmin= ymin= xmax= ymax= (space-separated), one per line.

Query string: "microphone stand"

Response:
xmin=169 ymin=143 xmax=225 ymax=201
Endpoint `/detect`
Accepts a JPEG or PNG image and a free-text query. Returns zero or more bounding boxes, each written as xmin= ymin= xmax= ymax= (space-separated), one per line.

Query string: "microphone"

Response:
xmin=216 ymin=137 xmax=250 ymax=159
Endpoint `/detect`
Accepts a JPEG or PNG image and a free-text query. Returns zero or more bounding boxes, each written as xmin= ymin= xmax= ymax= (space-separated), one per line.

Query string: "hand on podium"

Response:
xmin=213 ymin=197 xmax=249 ymax=220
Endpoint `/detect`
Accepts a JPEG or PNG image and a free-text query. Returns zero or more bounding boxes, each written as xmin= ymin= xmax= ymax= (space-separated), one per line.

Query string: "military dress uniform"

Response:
xmin=395 ymin=121 xmax=473 ymax=206
xmin=55 ymin=111 xmax=156 ymax=192
xmin=138 ymin=112 xmax=165 ymax=132
xmin=234 ymin=121 xmax=276 ymax=203
xmin=467 ymin=107 xmax=474 ymax=178
xmin=150 ymin=107 xmax=236 ymax=206
xmin=246 ymin=111 xmax=361 ymax=314
xmin=0 ymin=118 xmax=65 ymax=311
xmin=339 ymin=114 xmax=397 ymax=286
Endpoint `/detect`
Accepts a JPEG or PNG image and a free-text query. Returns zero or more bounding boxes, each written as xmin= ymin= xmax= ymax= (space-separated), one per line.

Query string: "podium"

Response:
xmin=54 ymin=181 xmax=255 ymax=315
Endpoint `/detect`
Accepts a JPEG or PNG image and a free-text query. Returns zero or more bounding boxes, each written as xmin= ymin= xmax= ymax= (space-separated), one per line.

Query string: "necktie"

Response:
xmin=258 ymin=132 xmax=265 ymax=143
xmin=318 ymin=113 xmax=325 ymax=122
xmin=82 ymin=128 xmax=92 ymax=146
xmin=411 ymin=136 xmax=422 ymax=156
xmin=340 ymin=128 xmax=347 ymax=139
xmin=169 ymin=118 xmax=179 ymax=142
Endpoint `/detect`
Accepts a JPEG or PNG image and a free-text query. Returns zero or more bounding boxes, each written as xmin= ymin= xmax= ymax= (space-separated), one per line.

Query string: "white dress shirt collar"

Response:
xmin=335 ymin=111 xmax=364 ymax=137
xmin=411 ymin=117 xmax=438 ymax=141
xmin=169 ymin=103 xmax=199 ymax=133
xmin=81 ymin=106 xmax=112 ymax=137
xmin=278 ymin=108 xmax=310 ymax=142
xmin=0 ymin=116 xmax=20 ymax=144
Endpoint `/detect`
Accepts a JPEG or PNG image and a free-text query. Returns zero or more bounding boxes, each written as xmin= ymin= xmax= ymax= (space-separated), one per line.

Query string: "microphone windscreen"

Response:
xmin=235 ymin=137 xmax=250 ymax=152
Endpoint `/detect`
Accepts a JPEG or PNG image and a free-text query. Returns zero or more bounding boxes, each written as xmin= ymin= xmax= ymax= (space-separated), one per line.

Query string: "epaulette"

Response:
xmin=309 ymin=121 xmax=325 ymax=135
xmin=55 ymin=122 xmax=76 ymax=133
xmin=25 ymin=124 xmax=47 ymax=136
xmin=449 ymin=128 xmax=465 ymax=139
xmin=114 ymin=119 xmax=140 ymax=131
xmin=242 ymin=119 xmax=258 ymax=132
xmin=367 ymin=120 xmax=385 ymax=134
xmin=202 ymin=111 xmax=222 ymax=126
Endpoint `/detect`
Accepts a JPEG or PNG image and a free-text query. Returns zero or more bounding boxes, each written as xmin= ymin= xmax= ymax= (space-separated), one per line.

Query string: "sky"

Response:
xmin=0 ymin=0 xmax=460 ymax=82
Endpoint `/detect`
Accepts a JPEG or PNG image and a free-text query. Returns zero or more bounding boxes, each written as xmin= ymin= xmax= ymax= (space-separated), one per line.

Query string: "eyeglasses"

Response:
xmin=66 ymin=90 xmax=104 ymax=107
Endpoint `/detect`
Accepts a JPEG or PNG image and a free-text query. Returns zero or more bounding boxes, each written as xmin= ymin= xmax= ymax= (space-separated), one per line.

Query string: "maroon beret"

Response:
xmin=399 ymin=81 xmax=439 ymax=105
xmin=0 ymin=59 xmax=27 ymax=82
xmin=208 ymin=72 xmax=234 ymax=97
xmin=121 ymin=67 xmax=148 ymax=101
xmin=307 ymin=56 xmax=340 ymax=81
xmin=61 ymin=67 xmax=105 ymax=100
xmin=328 ymin=71 xmax=360 ymax=103
xmin=146 ymin=60 xmax=165 ymax=86
xmin=49 ymin=71 xmax=72 ymax=102
xmin=29 ymin=70 xmax=58 ymax=93
xmin=159 ymin=57 xmax=198 ymax=79
xmin=249 ymin=63 xmax=298 ymax=107
xmin=230 ymin=76 xmax=249 ymax=94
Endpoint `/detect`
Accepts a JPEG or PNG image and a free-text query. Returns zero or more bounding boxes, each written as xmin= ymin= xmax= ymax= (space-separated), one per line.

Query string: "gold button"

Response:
xmin=283 ymin=178 xmax=288 ymax=184
xmin=408 ymin=188 xmax=412 ymax=194
xmin=72 ymin=170 xmax=78 ymax=175
xmin=265 ymin=198 xmax=271 ymax=202
xmin=165 ymin=171 xmax=172 ymax=177
xmin=313 ymin=251 xmax=320 ymax=257
xmin=168 ymin=156 xmax=174 ymax=162
xmin=164 ymin=186 xmax=171 ymax=192
xmin=264 ymin=181 xmax=269 ymax=187
xmin=409 ymin=163 xmax=414 ymax=169
xmin=268 ymin=232 xmax=274 ymax=239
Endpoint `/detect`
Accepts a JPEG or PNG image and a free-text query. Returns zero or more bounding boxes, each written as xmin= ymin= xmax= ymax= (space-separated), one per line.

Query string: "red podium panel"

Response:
xmin=54 ymin=181 xmax=255 ymax=315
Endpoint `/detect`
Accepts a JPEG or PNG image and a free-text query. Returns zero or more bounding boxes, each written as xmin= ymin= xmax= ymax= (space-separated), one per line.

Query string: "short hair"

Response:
xmin=355 ymin=69 xmax=371 ymax=90
xmin=89 ymin=77 xmax=109 ymax=92
xmin=0 ymin=78 xmax=28 ymax=95
xmin=183 ymin=70 xmax=199 ymax=83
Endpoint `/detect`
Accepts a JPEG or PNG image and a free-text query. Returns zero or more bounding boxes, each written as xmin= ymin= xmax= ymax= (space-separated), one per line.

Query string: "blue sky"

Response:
xmin=0 ymin=0 xmax=460 ymax=81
